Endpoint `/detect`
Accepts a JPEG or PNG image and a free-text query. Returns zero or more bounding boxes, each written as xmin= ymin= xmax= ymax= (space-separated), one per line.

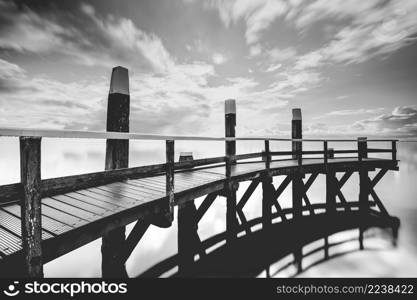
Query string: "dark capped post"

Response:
xmin=225 ymin=99 xmax=238 ymax=244
xmin=291 ymin=108 xmax=303 ymax=273
xmin=292 ymin=108 xmax=302 ymax=160
xmin=102 ymin=66 xmax=130 ymax=277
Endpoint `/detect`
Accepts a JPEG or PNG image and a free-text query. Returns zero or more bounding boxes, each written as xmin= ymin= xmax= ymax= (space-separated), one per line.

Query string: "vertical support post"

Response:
xmin=177 ymin=152 xmax=198 ymax=276
xmin=262 ymin=176 xmax=273 ymax=230
xmin=324 ymin=142 xmax=333 ymax=261
xmin=20 ymin=137 xmax=43 ymax=278
xmin=102 ymin=66 xmax=130 ymax=278
xmin=358 ymin=137 xmax=368 ymax=250
xmin=262 ymin=140 xmax=273 ymax=229
xmin=291 ymin=108 xmax=303 ymax=273
xmin=264 ymin=140 xmax=271 ymax=169
xmin=225 ymin=99 xmax=238 ymax=244
xmin=177 ymin=201 xmax=198 ymax=276
xmin=326 ymin=144 xmax=336 ymax=215
xmin=166 ymin=140 xmax=175 ymax=222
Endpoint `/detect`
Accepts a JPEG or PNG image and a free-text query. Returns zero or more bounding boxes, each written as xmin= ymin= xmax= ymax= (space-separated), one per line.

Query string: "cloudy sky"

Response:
xmin=0 ymin=0 xmax=417 ymax=138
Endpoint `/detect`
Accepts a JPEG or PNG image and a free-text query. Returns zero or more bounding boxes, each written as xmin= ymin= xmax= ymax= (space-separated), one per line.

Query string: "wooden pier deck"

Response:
xmin=0 ymin=153 xmax=398 ymax=273
xmin=0 ymin=67 xmax=400 ymax=278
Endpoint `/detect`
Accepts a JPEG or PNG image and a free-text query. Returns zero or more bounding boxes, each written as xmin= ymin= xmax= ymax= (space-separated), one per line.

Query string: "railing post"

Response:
xmin=264 ymin=140 xmax=271 ymax=169
xmin=358 ymin=137 xmax=368 ymax=161
xmin=20 ymin=136 xmax=43 ymax=278
xmin=392 ymin=140 xmax=397 ymax=161
xmin=325 ymin=143 xmax=336 ymax=215
xmin=102 ymin=66 xmax=129 ymax=278
xmin=225 ymin=99 xmax=238 ymax=244
xmin=357 ymin=137 xmax=368 ymax=250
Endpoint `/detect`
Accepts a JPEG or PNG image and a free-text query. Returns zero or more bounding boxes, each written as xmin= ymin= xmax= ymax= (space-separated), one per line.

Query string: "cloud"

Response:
xmin=304 ymin=106 xmax=417 ymax=138
xmin=203 ymin=0 xmax=290 ymax=45
xmin=355 ymin=106 xmax=417 ymax=137
xmin=249 ymin=44 xmax=262 ymax=56
xmin=201 ymin=0 xmax=417 ymax=68
xmin=0 ymin=1 xmax=175 ymax=73
xmin=267 ymin=47 xmax=297 ymax=62
xmin=314 ymin=108 xmax=385 ymax=119
xmin=265 ymin=63 xmax=281 ymax=72
xmin=293 ymin=0 xmax=417 ymax=69
xmin=0 ymin=58 xmax=108 ymax=129
xmin=212 ymin=52 xmax=228 ymax=65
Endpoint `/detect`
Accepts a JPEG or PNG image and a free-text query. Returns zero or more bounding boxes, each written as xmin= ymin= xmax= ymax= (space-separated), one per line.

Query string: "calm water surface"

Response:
xmin=0 ymin=138 xmax=415 ymax=277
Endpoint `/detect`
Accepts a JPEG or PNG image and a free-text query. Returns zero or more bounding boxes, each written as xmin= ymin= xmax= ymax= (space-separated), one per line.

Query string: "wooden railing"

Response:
xmin=0 ymin=127 xmax=399 ymax=277
xmin=0 ymin=128 xmax=398 ymax=206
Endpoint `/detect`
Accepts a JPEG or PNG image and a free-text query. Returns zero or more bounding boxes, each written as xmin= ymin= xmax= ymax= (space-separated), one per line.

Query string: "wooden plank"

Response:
xmin=136 ymin=176 xmax=208 ymax=191
xmin=0 ymin=210 xmax=53 ymax=240
xmin=64 ymin=192 xmax=123 ymax=211
xmin=1 ymin=206 xmax=73 ymax=235
xmin=95 ymin=185 xmax=157 ymax=202
xmin=124 ymin=180 xmax=164 ymax=193
xmin=0 ymin=227 xmax=22 ymax=255
xmin=41 ymin=205 xmax=87 ymax=227
xmin=87 ymin=187 xmax=143 ymax=205
xmin=108 ymin=182 xmax=165 ymax=198
xmin=43 ymin=198 xmax=100 ymax=222
xmin=77 ymin=189 xmax=135 ymax=208
xmin=98 ymin=183 xmax=160 ymax=199
xmin=51 ymin=194 xmax=110 ymax=216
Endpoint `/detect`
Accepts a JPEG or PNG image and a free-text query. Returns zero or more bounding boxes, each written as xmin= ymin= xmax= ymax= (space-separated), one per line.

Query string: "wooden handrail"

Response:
xmin=0 ymin=128 xmax=399 ymax=142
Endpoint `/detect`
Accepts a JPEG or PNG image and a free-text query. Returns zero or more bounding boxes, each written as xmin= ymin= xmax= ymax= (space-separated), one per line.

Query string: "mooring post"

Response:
xmin=102 ymin=66 xmax=130 ymax=278
xmin=225 ymin=99 xmax=238 ymax=244
xmin=292 ymin=108 xmax=302 ymax=160
xmin=358 ymin=137 xmax=368 ymax=250
xmin=291 ymin=108 xmax=303 ymax=273
xmin=20 ymin=137 xmax=43 ymax=278
xmin=262 ymin=140 xmax=273 ymax=229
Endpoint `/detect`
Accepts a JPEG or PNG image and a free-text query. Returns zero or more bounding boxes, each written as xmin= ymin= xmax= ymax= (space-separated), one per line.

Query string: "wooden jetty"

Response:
xmin=0 ymin=66 xmax=399 ymax=278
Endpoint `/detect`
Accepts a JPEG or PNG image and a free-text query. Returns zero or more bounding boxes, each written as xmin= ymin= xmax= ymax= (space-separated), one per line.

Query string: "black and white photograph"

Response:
xmin=0 ymin=0 xmax=416 ymax=297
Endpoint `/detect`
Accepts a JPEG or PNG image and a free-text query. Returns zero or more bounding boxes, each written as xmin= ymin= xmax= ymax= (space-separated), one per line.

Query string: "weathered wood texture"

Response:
xmin=20 ymin=137 xmax=43 ymax=277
